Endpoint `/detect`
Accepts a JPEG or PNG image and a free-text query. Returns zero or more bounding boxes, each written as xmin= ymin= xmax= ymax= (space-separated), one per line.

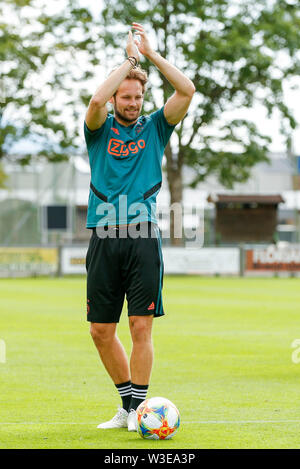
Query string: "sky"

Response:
xmin=226 ymin=80 xmax=300 ymax=156
xmin=257 ymin=78 xmax=300 ymax=156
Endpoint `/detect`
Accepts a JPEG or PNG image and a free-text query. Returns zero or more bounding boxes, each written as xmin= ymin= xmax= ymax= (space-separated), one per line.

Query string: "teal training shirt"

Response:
xmin=84 ymin=106 xmax=176 ymax=227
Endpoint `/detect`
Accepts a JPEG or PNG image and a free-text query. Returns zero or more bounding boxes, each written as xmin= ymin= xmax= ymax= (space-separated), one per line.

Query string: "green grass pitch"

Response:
xmin=0 ymin=275 xmax=300 ymax=449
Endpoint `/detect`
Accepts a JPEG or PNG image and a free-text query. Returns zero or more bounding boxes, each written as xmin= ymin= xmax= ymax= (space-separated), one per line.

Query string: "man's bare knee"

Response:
xmin=90 ymin=323 xmax=116 ymax=346
xmin=129 ymin=316 xmax=153 ymax=343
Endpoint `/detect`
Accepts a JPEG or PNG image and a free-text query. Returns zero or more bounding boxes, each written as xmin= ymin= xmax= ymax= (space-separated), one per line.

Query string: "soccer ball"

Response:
xmin=136 ymin=397 xmax=180 ymax=440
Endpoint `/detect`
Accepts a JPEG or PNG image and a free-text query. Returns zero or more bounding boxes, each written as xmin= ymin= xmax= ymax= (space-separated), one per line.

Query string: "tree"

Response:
xmin=0 ymin=0 xmax=102 ymax=164
xmin=101 ymin=0 xmax=300 ymax=243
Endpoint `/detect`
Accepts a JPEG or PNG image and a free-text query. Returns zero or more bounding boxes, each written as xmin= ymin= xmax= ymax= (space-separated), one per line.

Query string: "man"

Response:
xmin=84 ymin=22 xmax=195 ymax=431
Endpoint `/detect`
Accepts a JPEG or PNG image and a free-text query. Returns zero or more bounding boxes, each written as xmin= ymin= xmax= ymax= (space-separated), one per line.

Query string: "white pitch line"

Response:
xmin=0 ymin=422 xmax=96 ymax=425
xmin=0 ymin=420 xmax=300 ymax=426
xmin=187 ymin=420 xmax=300 ymax=424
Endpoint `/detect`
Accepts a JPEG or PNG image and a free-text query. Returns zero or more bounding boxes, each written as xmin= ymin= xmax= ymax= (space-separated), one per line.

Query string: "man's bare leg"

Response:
xmin=128 ymin=315 xmax=153 ymax=422
xmin=129 ymin=315 xmax=153 ymax=384
xmin=91 ymin=322 xmax=132 ymax=429
xmin=90 ymin=322 xmax=130 ymax=384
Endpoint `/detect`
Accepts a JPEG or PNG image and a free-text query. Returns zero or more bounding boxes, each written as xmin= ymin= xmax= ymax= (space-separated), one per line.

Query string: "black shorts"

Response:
xmin=86 ymin=222 xmax=164 ymax=323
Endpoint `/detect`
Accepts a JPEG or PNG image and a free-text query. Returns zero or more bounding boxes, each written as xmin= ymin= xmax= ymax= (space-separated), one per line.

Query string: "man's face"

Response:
xmin=111 ymin=79 xmax=144 ymax=125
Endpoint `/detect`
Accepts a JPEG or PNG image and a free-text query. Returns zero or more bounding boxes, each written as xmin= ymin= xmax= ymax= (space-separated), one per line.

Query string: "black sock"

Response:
xmin=115 ymin=381 xmax=132 ymax=412
xmin=129 ymin=383 xmax=149 ymax=411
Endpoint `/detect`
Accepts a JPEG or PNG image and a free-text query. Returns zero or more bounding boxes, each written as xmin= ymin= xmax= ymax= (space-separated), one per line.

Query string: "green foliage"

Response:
xmin=0 ymin=0 xmax=103 ymax=164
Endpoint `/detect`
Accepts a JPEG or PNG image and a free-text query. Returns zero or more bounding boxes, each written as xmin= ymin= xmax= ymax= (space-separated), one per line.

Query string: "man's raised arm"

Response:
xmin=85 ymin=32 xmax=139 ymax=131
xmin=132 ymin=22 xmax=195 ymax=125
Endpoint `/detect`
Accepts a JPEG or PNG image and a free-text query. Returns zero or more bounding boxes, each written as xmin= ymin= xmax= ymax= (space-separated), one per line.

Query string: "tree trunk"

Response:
xmin=165 ymin=142 xmax=184 ymax=246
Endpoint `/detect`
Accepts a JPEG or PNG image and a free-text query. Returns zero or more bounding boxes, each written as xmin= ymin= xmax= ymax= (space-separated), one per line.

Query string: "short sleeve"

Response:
xmin=149 ymin=106 xmax=176 ymax=148
xmin=84 ymin=120 xmax=107 ymax=149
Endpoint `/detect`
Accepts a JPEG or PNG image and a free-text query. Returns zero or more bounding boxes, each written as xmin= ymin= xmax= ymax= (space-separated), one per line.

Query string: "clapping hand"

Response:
xmin=131 ymin=23 xmax=154 ymax=58
xmin=126 ymin=30 xmax=140 ymax=62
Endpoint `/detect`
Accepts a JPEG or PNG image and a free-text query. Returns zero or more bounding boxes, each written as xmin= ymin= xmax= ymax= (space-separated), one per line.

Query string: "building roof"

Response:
xmin=207 ymin=194 xmax=285 ymax=204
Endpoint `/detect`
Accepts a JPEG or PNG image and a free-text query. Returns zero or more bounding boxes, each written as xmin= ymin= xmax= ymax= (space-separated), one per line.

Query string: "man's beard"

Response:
xmin=114 ymin=104 xmax=140 ymax=124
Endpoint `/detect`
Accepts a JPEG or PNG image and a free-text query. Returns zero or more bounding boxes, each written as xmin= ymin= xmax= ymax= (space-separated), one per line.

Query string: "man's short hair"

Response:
xmin=110 ymin=66 xmax=148 ymax=96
